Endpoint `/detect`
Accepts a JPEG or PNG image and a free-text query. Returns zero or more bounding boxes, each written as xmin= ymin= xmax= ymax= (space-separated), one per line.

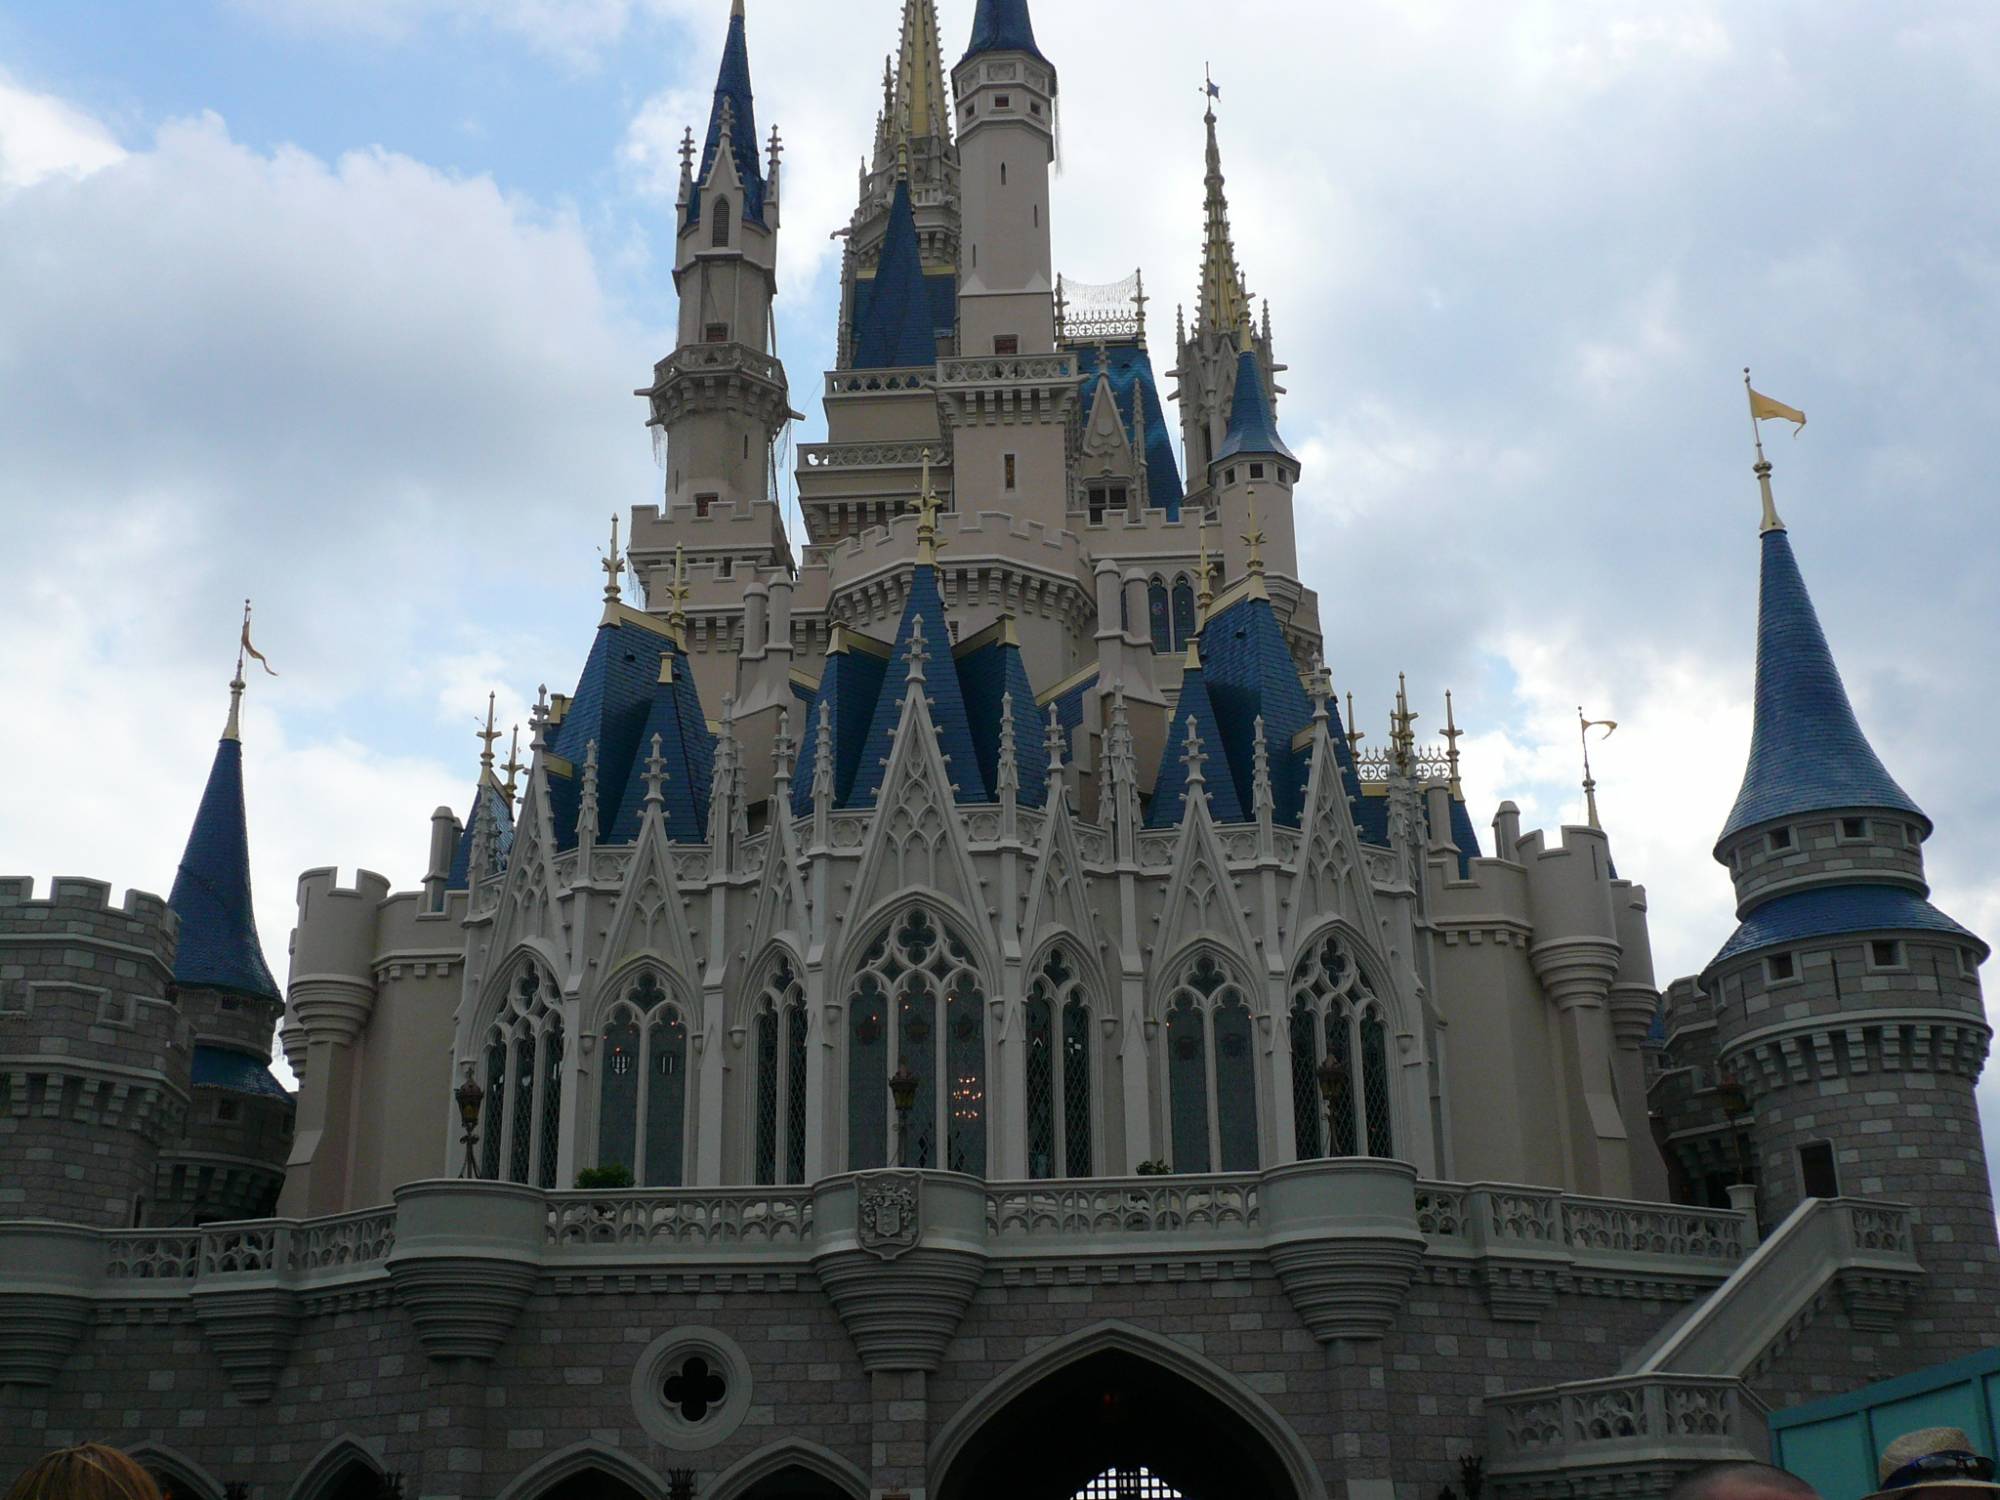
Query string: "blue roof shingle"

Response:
xmin=1215 ymin=346 xmax=1294 ymax=465
xmin=851 ymin=566 xmax=990 ymax=806
xmin=1148 ymin=659 xmax=1246 ymax=827
xmin=687 ymin=3 xmax=766 ymax=231
xmin=958 ymin=633 xmax=1050 ymax=809
xmin=963 ymin=0 xmax=1047 ymax=65
xmin=1719 ymin=529 xmax=1925 ymax=848
xmin=851 ymin=178 xmax=938 ymax=370
xmin=192 ymin=1044 xmax=291 ymax=1100
xmin=1075 ymin=340 xmax=1185 ymax=515
xmin=169 ymin=736 xmax=280 ymax=1004
xmin=1709 ymin=885 xmax=1982 ymax=970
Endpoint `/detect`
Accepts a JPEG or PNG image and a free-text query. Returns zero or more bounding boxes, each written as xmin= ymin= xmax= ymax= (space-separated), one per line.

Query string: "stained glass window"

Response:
xmin=785 ymin=1000 xmax=808 ymax=1183
xmin=536 ymin=1022 xmax=565 ymax=1189
xmin=1165 ymin=994 xmax=1209 ymax=1174
xmin=645 ymin=1006 xmax=688 ymax=1186
xmin=1362 ymin=1012 xmax=1393 ymax=1158
xmin=1214 ymin=992 xmax=1258 ymax=1172
xmin=1288 ymin=933 xmax=1388 ymax=1160
xmin=753 ymin=1008 xmax=779 ymax=1186
xmin=490 ymin=963 xmax=561 ymax=1185
xmin=481 ymin=1037 xmax=507 ymax=1180
xmin=599 ymin=1012 xmax=642 ymax=1179
xmin=1289 ymin=1000 xmax=1321 ymax=1159
xmin=846 ymin=908 xmax=986 ymax=1173
xmin=1026 ymin=991 xmax=1055 ymax=1179
xmin=1062 ymin=996 xmax=1092 ymax=1178
xmin=510 ymin=1033 xmax=535 ymax=1183
xmin=1148 ymin=579 xmax=1171 ymax=654
xmin=1027 ymin=949 xmax=1089 ymax=1179
xmin=1171 ymin=576 xmax=1197 ymax=650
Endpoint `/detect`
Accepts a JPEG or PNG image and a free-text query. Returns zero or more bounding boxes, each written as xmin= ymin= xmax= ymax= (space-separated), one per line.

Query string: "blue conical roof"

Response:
xmin=688 ymin=2 xmax=765 ymax=230
xmin=851 ymin=178 xmax=937 ymax=369
xmin=1717 ymin=528 xmax=1925 ymax=850
xmin=1148 ymin=659 xmax=1246 ymax=827
xmin=446 ymin=776 xmax=516 ymax=891
xmin=1216 ymin=346 xmax=1294 ymax=465
xmin=1201 ymin=590 xmax=1314 ymax=824
xmin=169 ymin=734 xmax=279 ymax=1003
xmin=963 ymin=0 xmax=1047 ymax=65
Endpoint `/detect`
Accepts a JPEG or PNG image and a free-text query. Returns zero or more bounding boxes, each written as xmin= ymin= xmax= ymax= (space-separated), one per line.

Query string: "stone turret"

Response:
xmin=0 ymin=879 xmax=184 ymax=1228
xmin=1704 ymin=472 xmax=1998 ymax=1346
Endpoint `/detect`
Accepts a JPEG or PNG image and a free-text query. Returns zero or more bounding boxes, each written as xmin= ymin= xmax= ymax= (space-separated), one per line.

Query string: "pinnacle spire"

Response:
xmin=169 ymin=693 xmax=280 ymax=1004
xmin=894 ymin=0 xmax=949 ymax=144
xmin=1196 ymin=93 xmax=1250 ymax=342
xmin=692 ymin=0 xmax=766 ymax=228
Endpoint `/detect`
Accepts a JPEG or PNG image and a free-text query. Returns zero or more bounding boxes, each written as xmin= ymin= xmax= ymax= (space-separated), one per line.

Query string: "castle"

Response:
xmin=2 ymin=3 xmax=1993 ymax=1497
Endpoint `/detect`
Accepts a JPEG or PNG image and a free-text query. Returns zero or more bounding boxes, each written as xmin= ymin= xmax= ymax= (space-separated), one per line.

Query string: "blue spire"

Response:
xmin=689 ymin=0 xmax=765 ymax=230
xmin=1216 ymin=345 xmax=1294 ymax=465
xmin=446 ymin=777 xmax=515 ymax=891
xmin=169 ymin=721 xmax=279 ymax=1004
xmin=1717 ymin=527 xmax=1925 ymax=850
xmin=962 ymin=0 xmax=1047 ymax=65
xmin=1200 ymin=591 xmax=1314 ymax=824
xmin=851 ymin=177 xmax=937 ymax=369
xmin=850 ymin=566 xmax=990 ymax=806
xmin=1148 ymin=657 xmax=1246 ymax=827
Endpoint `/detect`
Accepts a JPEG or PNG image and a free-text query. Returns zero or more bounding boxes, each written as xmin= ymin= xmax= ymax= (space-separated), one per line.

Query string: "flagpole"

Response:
xmin=1743 ymin=367 xmax=1786 ymax=534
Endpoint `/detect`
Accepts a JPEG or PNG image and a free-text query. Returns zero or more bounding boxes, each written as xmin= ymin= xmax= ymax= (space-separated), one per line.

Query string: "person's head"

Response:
xmin=4 ymin=1446 xmax=162 ymax=1500
xmin=1865 ymin=1429 xmax=2000 ymax=1500
xmin=1667 ymin=1461 xmax=1821 ymax=1500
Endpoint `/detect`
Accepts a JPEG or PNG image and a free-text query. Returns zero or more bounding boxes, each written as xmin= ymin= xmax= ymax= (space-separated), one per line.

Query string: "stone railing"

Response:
xmin=650 ymin=343 xmax=786 ymax=391
xmin=936 ymin=352 xmax=1078 ymax=386
xmin=102 ymin=1230 xmax=201 ymax=1281
xmin=101 ymin=1210 xmax=399 ymax=1286
xmin=824 ymin=368 xmax=931 ymax=397
xmin=1485 ymin=1375 xmax=1770 ymax=1498
xmin=296 ymin=1207 xmax=398 ymax=1271
xmin=546 ymin=1189 xmax=815 ymax=1249
xmin=799 ymin=441 xmax=942 ymax=471
xmin=985 ymin=1175 xmax=1260 ymax=1238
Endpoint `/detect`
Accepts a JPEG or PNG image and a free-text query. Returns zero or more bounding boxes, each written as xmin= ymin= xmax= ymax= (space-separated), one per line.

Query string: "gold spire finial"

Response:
xmin=1196 ymin=515 xmax=1215 ymax=624
xmin=1443 ymin=690 xmax=1464 ymax=799
xmin=502 ymin=725 xmax=524 ymax=807
xmin=668 ymin=544 xmax=691 ymax=641
xmin=1580 ymin=709 xmax=1618 ymax=829
xmin=915 ymin=446 xmax=947 ymax=565
xmin=1345 ymin=691 xmax=1366 ymax=753
xmin=1197 ymin=78 xmax=1249 ymax=340
xmin=478 ymin=692 xmax=501 ymax=783
xmin=1241 ymin=486 xmax=1267 ymax=578
xmin=602 ymin=513 xmax=624 ymax=604
xmin=226 ymin=598 xmax=277 ymax=741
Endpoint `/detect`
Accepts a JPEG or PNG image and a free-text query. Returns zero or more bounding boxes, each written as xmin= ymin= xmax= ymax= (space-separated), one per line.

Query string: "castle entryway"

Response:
xmin=933 ymin=1345 xmax=1307 ymax=1500
xmin=531 ymin=1473 xmax=648 ymax=1500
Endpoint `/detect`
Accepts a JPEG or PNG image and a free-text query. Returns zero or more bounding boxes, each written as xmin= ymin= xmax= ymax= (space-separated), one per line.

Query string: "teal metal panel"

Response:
xmin=1869 ymin=1385 xmax=1987 ymax=1457
xmin=1773 ymin=1415 xmax=1873 ymax=1500
xmin=1770 ymin=1348 xmax=2000 ymax=1500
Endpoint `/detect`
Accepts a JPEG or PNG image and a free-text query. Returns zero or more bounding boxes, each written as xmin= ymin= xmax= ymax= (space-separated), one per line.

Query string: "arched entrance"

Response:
xmin=318 ymin=1465 xmax=388 ymax=1500
xmin=735 ymin=1467 xmax=853 ymax=1500
xmin=935 ymin=1347 xmax=1306 ymax=1500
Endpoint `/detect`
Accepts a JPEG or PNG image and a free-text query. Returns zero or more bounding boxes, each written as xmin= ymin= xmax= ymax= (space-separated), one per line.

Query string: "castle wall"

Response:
xmin=1727 ymin=812 xmax=1929 ymax=911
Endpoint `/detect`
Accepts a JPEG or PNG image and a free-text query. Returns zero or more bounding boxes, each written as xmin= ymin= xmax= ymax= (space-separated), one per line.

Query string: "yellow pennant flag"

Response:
xmin=1749 ymin=386 xmax=1806 ymax=433
xmin=240 ymin=615 xmax=278 ymax=676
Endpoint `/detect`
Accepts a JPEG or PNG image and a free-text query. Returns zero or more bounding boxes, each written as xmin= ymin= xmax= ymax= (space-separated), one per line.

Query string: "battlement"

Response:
xmin=0 ymin=877 xmax=179 ymax=968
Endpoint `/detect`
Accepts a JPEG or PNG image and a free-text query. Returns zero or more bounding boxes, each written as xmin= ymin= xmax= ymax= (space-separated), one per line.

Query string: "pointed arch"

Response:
xmin=928 ymin=1320 xmax=1326 ymax=1500
xmin=287 ymin=1436 xmax=386 ymax=1500
xmin=706 ymin=1438 xmax=869 ymax=1500
xmin=128 ymin=1444 xmax=224 ymax=1500
xmin=1147 ymin=577 xmax=1172 ymax=653
xmin=590 ymin=961 xmax=694 ymax=1187
xmin=1286 ymin=924 xmax=1398 ymax=1161
xmin=1154 ymin=944 xmax=1261 ymax=1175
xmin=493 ymin=1441 xmax=662 ymax=1500
xmin=710 ymin=195 xmax=733 ymax=248
xmin=1024 ymin=939 xmax=1100 ymax=1180
xmin=744 ymin=944 xmax=810 ymax=1186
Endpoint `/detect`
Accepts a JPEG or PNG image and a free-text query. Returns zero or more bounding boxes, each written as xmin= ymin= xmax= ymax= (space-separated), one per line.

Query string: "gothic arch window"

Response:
xmin=1025 ymin=947 xmax=1093 ymax=1179
xmin=1147 ymin=578 xmax=1171 ymax=654
xmin=711 ymin=195 xmax=732 ymax=248
xmin=1162 ymin=952 xmax=1258 ymax=1174
xmin=845 ymin=908 xmax=987 ymax=1173
xmin=596 ymin=972 xmax=690 ymax=1186
xmin=1288 ymin=933 xmax=1394 ymax=1160
xmin=753 ymin=959 xmax=809 ymax=1186
xmin=481 ymin=962 xmax=564 ymax=1187
xmin=1170 ymin=575 xmax=1197 ymax=651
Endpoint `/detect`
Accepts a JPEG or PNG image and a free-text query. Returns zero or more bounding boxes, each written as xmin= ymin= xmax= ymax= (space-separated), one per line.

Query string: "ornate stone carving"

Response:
xmin=856 ymin=1171 xmax=922 ymax=1261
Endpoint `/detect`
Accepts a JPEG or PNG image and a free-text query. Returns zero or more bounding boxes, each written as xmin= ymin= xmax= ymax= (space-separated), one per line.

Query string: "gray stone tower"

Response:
xmin=1706 ymin=454 xmax=1999 ymax=1342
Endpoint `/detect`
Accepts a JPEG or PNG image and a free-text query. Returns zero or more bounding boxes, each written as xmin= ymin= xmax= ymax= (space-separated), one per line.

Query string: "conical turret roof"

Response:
xmin=169 ymin=712 xmax=279 ymax=1004
xmin=851 ymin=177 xmax=936 ymax=369
xmin=1718 ymin=526 xmax=1925 ymax=850
xmin=1216 ymin=345 xmax=1293 ymax=464
xmin=690 ymin=0 xmax=765 ymax=228
xmin=963 ymin=0 xmax=1046 ymax=66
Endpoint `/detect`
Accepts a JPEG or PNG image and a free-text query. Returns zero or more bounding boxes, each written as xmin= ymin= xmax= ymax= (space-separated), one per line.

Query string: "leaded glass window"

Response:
xmin=1148 ymin=579 xmax=1171 ymax=654
xmin=752 ymin=961 xmax=808 ymax=1186
xmin=599 ymin=1012 xmax=642 ymax=1179
xmin=1163 ymin=952 xmax=1258 ymax=1174
xmin=1288 ymin=932 xmax=1391 ymax=1161
xmin=485 ymin=963 xmax=562 ymax=1186
xmin=1025 ymin=949 xmax=1091 ymax=1180
xmin=645 ymin=1004 xmax=689 ymax=1186
xmin=845 ymin=908 xmax=987 ymax=1172
xmin=1171 ymin=575 xmax=1196 ymax=650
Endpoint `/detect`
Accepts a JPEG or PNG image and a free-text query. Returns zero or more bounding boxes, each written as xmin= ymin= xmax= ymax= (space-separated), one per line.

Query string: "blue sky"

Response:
xmin=3 ymin=0 xmax=1999 ymax=1192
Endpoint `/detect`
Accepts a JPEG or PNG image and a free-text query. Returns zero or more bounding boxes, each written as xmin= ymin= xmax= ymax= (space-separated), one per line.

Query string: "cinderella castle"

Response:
xmin=3 ymin=3 xmax=1995 ymax=1497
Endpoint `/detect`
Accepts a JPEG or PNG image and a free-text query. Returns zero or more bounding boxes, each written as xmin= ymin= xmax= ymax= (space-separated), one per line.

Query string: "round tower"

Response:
xmin=1706 ymin=458 xmax=1997 ymax=1347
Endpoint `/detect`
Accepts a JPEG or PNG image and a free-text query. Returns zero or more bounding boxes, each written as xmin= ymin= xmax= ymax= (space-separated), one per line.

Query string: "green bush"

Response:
xmin=574 ymin=1165 xmax=636 ymax=1190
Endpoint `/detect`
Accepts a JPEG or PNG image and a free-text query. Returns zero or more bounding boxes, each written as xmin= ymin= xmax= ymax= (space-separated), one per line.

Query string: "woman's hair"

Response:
xmin=4 ymin=1446 xmax=164 ymax=1500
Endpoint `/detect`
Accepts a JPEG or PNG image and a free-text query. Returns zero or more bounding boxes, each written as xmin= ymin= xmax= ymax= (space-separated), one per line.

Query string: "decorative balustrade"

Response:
xmin=1414 ymin=1184 xmax=1469 ymax=1240
xmin=651 ymin=344 xmax=786 ymax=390
xmin=1844 ymin=1201 xmax=1913 ymax=1254
xmin=199 ymin=1224 xmax=283 ymax=1276
xmin=103 ymin=1231 xmax=201 ymax=1281
xmin=1560 ymin=1197 xmax=1746 ymax=1261
xmin=824 ymin=368 xmax=931 ymax=397
xmin=799 ymin=441 xmax=942 ymax=470
xmin=546 ymin=1190 xmax=816 ymax=1250
xmin=1486 ymin=1375 xmax=1768 ymax=1475
xmin=1414 ymin=1182 xmax=1750 ymax=1266
xmin=936 ymin=353 xmax=1078 ymax=386
xmin=296 ymin=1208 xmax=397 ymax=1271
xmin=985 ymin=1177 xmax=1260 ymax=1239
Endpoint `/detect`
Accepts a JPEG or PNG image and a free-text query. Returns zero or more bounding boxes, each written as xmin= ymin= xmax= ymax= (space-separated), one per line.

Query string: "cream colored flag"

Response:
xmin=1748 ymin=387 xmax=1806 ymax=432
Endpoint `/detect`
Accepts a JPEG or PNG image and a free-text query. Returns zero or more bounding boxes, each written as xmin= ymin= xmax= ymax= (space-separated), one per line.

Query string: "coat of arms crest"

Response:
xmin=856 ymin=1170 xmax=922 ymax=1260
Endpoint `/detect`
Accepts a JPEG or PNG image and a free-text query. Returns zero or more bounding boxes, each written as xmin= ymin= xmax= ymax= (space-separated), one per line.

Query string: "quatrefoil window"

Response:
xmin=664 ymin=1355 xmax=727 ymax=1422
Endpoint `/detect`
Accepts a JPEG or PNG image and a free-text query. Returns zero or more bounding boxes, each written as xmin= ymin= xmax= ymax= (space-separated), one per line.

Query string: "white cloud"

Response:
xmin=0 ymin=75 xmax=125 ymax=189
xmin=228 ymin=0 xmax=640 ymax=62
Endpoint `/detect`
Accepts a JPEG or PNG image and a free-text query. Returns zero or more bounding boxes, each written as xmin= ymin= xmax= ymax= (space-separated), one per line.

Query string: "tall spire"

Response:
xmin=1217 ymin=326 xmax=1294 ymax=465
xmin=169 ymin=674 xmax=280 ymax=1005
xmin=1718 ymin=514 xmax=1925 ymax=850
xmin=693 ymin=0 xmax=766 ymax=226
xmin=851 ymin=173 xmax=935 ymax=370
xmin=1197 ymin=87 xmax=1250 ymax=342
xmin=894 ymin=0 xmax=949 ymax=142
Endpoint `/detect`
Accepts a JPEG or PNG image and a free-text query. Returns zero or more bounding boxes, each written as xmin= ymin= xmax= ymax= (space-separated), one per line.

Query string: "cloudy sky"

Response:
xmin=3 ymin=1 xmax=1998 ymax=1186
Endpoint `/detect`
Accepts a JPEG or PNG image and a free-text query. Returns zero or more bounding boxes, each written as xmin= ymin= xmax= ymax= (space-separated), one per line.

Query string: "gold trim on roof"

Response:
xmin=828 ymin=625 xmax=894 ymax=660
xmin=600 ymin=601 xmax=682 ymax=641
xmin=542 ymin=753 xmax=576 ymax=780
xmin=1036 ymin=661 xmax=1101 ymax=707
xmin=952 ymin=616 xmax=1019 ymax=658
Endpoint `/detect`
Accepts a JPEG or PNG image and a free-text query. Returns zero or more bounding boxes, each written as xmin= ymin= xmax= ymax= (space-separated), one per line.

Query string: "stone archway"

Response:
xmin=932 ymin=1332 xmax=1315 ymax=1500
xmin=531 ymin=1475 xmax=648 ymax=1500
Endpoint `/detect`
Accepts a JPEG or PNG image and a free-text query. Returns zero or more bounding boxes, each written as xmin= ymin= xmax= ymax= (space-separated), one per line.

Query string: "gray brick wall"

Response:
xmin=1725 ymin=814 xmax=1929 ymax=911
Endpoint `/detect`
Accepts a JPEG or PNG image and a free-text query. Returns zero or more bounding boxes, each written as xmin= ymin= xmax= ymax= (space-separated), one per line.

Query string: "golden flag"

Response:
xmin=1748 ymin=387 xmax=1806 ymax=432
xmin=1582 ymin=718 xmax=1618 ymax=741
xmin=240 ymin=617 xmax=278 ymax=676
